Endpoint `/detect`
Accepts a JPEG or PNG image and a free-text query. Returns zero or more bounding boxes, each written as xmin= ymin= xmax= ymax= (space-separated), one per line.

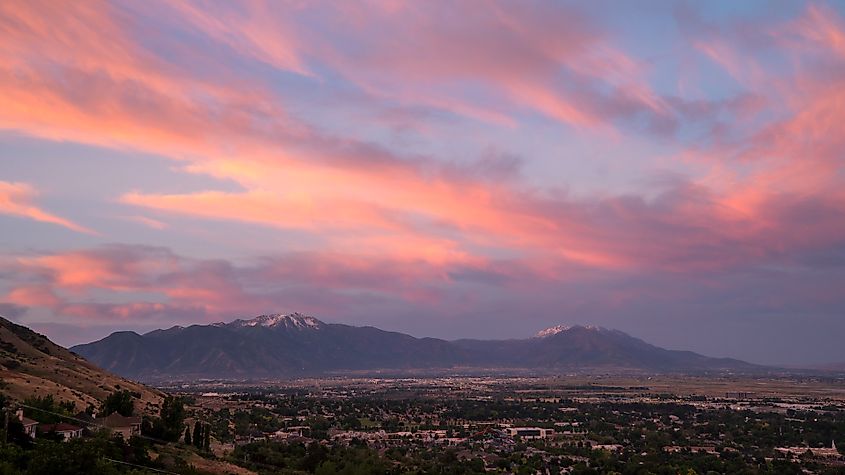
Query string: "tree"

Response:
xmin=102 ymin=390 xmax=134 ymax=417
xmin=143 ymin=396 xmax=186 ymax=442
xmin=193 ymin=421 xmax=203 ymax=449
xmin=2 ymin=417 xmax=31 ymax=448
xmin=203 ymin=423 xmax=211 ymax=452
xmin=22 ymin=436 xmax=122 ymax=475
xmin=21 ymin=395 xmax=74 ymax=423
xmin=184 ymin=426 xmax=192 ymax=446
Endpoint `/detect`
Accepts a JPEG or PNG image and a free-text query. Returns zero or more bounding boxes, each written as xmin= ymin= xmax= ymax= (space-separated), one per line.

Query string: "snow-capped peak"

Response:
xmin=534 ymin=324 xmax=607 ymax=338
xmin=535 ymin=325 xmax=571 ymax=338
xmin=233 ymin=312 xmax=324 ymax=330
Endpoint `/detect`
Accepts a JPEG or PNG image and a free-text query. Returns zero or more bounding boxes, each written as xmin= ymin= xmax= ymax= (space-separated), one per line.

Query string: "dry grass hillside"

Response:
xmin=0 ymin=316 xmax=163 ymax=414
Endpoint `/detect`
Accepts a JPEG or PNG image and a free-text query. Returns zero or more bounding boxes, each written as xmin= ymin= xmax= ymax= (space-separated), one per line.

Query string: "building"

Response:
xmin=776 ymin=440 xmax=840 ymax=458
xmin=39 ymin=423 xmax=83 ymax=442
xmin=15 ymin=409 xmax=38 ymax=439
xmin=271 ymin=426 xmax=310 ymax=440
xmin=471 ymin=428 xmax=516 ymax=452
xmin=725 ymin=392 xmax=755 ymax=399
xmin=505 ymin=427 xmax=554 ymax=440
xmin=74 ymin=411 xmax=96 ymax=425
xmin=94 ymin=413 xmax=142 ymax=439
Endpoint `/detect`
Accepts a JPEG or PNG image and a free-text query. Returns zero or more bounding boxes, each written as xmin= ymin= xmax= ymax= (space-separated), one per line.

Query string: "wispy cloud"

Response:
xmin=0 ymin=181 xmax=95 ymax=234
xmin=2 ymin=1 xmax=845 ymax=363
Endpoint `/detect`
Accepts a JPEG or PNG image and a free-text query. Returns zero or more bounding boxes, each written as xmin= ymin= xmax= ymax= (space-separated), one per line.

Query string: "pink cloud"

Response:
xmin=6 ymin=285 xmax=62 ymax=308
xmin=1 ymin=244 xmax=569 ymax=324
xmin=157 ymin=0 xmax=308 ymax=75
xmin=125 ymin=215 xmax=168 ymax=230
xmin=1 ymin=1 xmax=845 ymax=339
xmin=0 ymin=181 xmax=95 ymax=234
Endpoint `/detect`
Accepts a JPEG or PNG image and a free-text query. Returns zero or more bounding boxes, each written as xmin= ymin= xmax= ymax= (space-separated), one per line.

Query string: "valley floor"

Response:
xmin=3 ymin=373 xmax=845 ymax=474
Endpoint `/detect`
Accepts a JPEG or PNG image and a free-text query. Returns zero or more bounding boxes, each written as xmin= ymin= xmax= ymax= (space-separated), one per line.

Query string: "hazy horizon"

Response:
xmin=2 ymin=1 xmax=845 ymax=368
xmin=5 ymin=310 xmax=838 ymax=369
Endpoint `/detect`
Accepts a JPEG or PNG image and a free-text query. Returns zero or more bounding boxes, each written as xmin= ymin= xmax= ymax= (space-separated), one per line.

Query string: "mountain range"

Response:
xmin=71 ymin=313 xmax=758 ymax=381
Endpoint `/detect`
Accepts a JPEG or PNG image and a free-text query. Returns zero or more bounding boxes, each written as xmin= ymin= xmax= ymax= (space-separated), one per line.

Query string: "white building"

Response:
xmin=505 ymin=427 xmax=554 ymax=439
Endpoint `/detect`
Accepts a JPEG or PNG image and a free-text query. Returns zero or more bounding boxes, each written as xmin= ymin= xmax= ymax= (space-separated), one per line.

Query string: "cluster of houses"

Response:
xmin=775 ymin=441 xmax=840 ymax=459
xmin=12 ymin=408 xmax=142 ymax=442
xmin=660 ymin=441 xmax=841 ymax=460
xmin=236 ymin=423 xmax=559 ymax=450
xmin=328 ymin=428 xmax=464 ymax=446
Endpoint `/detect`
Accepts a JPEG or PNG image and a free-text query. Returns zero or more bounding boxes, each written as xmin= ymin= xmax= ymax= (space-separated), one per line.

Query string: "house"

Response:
xmin=505 ymin=427 xmax=554 ymax=440
xmin=73 ymin=411 xmax=96 ymax=434
xmin=39 ymin=422 xmax=83 ymax=442
xmin=776 ymin=440 xmax=840 ymax=458
xmin=15 ymin=409 xmax=38 ymax=439
xmin=471 ymin=427 xmax=516 ymax=452
xmin=74 ymin=411 xmax=96 ymax=425
xmin=725 ymin=392 xmax=755 ymax=399
xmin=94 ymin=413 xmax=142 ymax=439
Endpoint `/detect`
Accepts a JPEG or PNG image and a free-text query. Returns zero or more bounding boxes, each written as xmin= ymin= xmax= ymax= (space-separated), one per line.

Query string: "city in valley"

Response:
xmin=2 ymin=314 xmax=845 ymax=474
xmin=4 ymin=314 xmax=845 ymax=475
xmin=17 ymin=371 xmax=845 ymax=474
xmin=159 ymin=374 xmax=845 ymax=474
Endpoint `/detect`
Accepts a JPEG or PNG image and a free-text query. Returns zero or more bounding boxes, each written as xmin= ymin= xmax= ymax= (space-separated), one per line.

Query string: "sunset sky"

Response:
xmin=2 ymin=1 xmax=845 ymax=365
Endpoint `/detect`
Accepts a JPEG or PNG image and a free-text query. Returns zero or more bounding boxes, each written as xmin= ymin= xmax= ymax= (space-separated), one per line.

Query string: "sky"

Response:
xmin=1 ymin=1 xmax=844 ymax=366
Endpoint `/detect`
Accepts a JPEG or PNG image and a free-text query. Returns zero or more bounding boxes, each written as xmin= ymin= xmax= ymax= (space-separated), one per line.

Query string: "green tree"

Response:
xmin=184 ymin=426 xmax=192 ymax=446
xmin=102 ymin=390 xmax=134 ymax=417
xmin=21 ymin=395 xmax=74 ymax=423
xmin=2 ymin=417 xmax=31 ymax=448
xmin=192 ymin=421 xmax=203 ymax=449
xmin=23 ymin=436 xmax=121 ymax=475
xmin=143 ymin=396 xmax=186 ymax=442
xmin=203 ymin=423 xmax=211 ymax=452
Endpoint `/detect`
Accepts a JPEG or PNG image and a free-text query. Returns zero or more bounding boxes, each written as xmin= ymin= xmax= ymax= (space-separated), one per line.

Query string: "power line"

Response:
xmin=13 ymin=404 xmax=270 ymax=473
xmin=12 ymin=437 xmax=182 ymax=474
xmin=14 ymin=403 xmax=294 ymax=474
xmin=16 ymin=403 xmax=171 ymax=445
xmin=9 ymin=404 xmax=190 ymax=474
xmin=102 ymin=457 xmax=181 ymax=475
xmin=5 ymin=410 xmax=180 ymax=475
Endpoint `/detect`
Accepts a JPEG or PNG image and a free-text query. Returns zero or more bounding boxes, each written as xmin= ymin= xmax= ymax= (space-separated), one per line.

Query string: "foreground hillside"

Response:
xmin=73 ymin=313 xmax=759 ymax=381
xmin=0 ymin=316 xmax=163 ymax=413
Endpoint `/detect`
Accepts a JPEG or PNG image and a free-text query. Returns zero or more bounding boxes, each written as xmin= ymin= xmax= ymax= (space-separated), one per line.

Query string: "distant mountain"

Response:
xmin=72 ymin=313 xmax=759 ymax=381
xmin=454 ymin=325 xmax=752 ymax=372
xmin=72 ymin=313 xmax=463 ymax=380
xmin=0 ymin=316 xmax=163 ymax=413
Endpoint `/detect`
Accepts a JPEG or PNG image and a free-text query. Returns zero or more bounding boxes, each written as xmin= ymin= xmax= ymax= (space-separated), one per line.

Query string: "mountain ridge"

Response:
xmin=0 ymin=315 xmax=163 ymax=413
xmin=72 ymin=312 xmax=761 ymax=381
